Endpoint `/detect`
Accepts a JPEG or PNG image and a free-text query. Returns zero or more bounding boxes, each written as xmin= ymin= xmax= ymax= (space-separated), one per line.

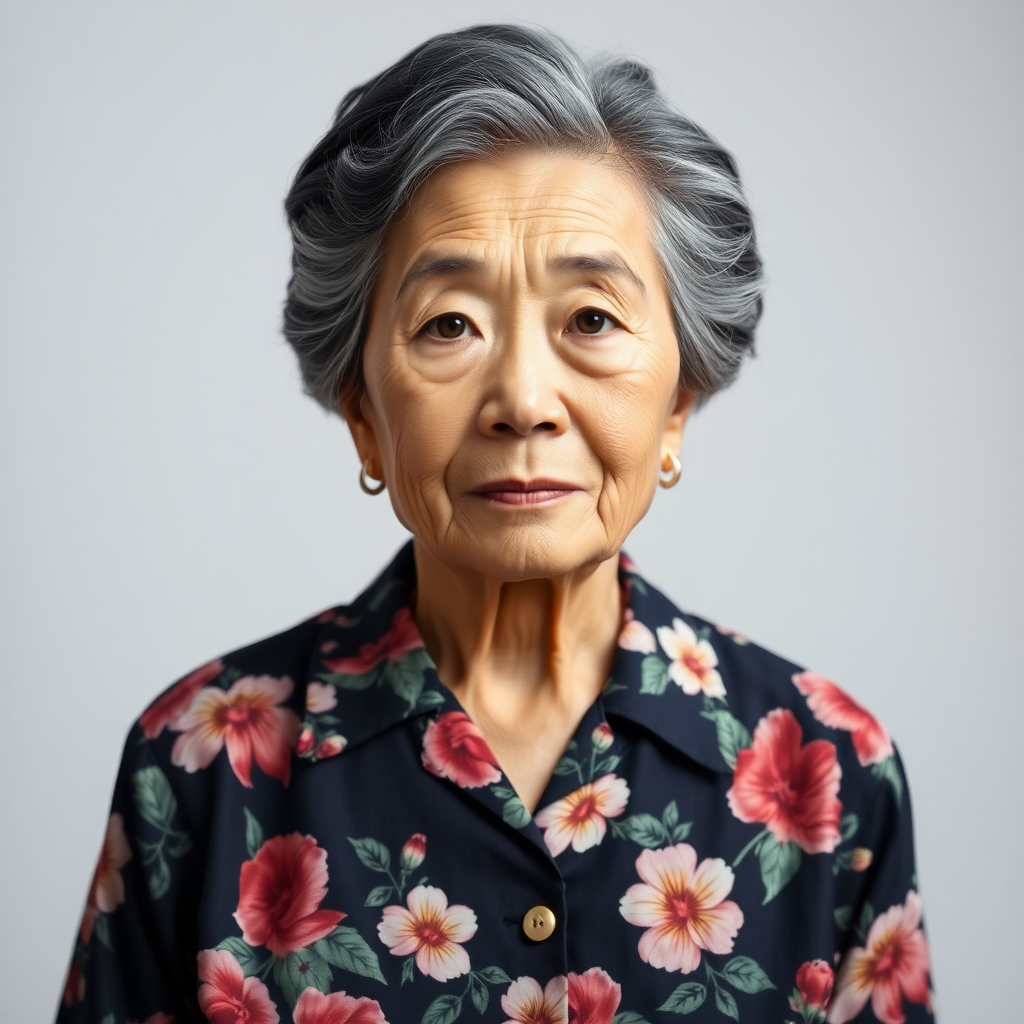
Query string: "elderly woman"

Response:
xmin=57 ymin=24 xmax=933 ymax=1024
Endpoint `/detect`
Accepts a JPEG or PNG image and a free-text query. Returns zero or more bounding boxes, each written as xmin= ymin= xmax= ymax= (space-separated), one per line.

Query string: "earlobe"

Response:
xmin=340 ymin=382 xmax=381 ymax=472
xmin=662 ymin=386 xmax=696 ymax=454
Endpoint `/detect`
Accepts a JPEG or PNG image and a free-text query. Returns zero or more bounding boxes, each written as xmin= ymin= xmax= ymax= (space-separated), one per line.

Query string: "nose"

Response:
xmin=477 ymin=329 xmax=569 ymax=438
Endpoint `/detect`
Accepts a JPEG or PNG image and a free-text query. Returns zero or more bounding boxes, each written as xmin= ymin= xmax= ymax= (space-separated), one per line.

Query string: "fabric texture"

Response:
xmin=57 ymin=542 xmax=935 ymax=1024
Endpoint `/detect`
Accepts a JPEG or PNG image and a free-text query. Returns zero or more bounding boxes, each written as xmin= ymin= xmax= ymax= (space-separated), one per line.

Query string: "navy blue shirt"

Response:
xmin=57 ymin=543 xmax=934 ymax=1024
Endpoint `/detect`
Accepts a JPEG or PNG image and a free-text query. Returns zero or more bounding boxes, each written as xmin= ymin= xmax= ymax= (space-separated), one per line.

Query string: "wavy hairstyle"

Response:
xmin=283 ymin=24 xmax=763 ymax=412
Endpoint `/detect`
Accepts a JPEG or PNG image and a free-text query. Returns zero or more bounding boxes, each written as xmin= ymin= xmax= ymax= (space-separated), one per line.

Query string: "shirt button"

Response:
xmin=522 ymin=905 xmax=556 ymax=942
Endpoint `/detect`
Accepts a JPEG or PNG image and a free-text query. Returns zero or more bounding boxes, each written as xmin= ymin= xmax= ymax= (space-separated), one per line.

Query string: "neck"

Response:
xmin=411 ymin=541 xmax=623 ymax=761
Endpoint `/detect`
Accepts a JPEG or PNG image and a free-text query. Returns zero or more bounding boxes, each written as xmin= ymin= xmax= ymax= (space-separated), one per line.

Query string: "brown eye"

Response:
xmin=570 ymin=310 xmax=617 ymax=335
xmin=425 ymin=314 xmax=471 ymax=340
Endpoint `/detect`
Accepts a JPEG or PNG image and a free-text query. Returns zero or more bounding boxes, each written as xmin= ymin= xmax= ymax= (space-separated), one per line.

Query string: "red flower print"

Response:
xmin=378 ymin=884 xmax=477 ymax=981
xmin=500 ymin=975 xmax=567 ymax=1023
xmin=619 ymin=843 xmax=744 ymax=974
xmin=197 ymin=948 xmax=279 ymax=1024
xmin=797 ymin=959 xmax=834 ymax=1010
xmin=322 ymin=607 xmax=424 ymax=674
xmin=591 ymin=722 xmax=614 ymax=753
xmin=851 ymin=848 xmax=873 ymax=872
xmin=656 ymin=618 xmax=725 ymax=698
xmin=234 ymin=833 xmax=345 ymax=958
xmin=80 ymin=812 xmax=132 ymax=943
xmin=534 ymin=775 xmax=630 ymax=856
xmin=140 ymin=657 xmax=224 ymax=738
xmin=568 ymin=967 xmax=621 ymax=1024
xmin=827 ymin=891 xmax=931 ymax=1024
xmin=727 ymin=708 xmax=842 ymax=854
xmin=293 ymin=988 xmax=390 ymax=1024
xmin=171 ymin=675 xmax=301 ymax=788
xmin=421 ymin=711 xmax=502 ymax=789
xmin=793 ymin=672 xmax=893 ymax=767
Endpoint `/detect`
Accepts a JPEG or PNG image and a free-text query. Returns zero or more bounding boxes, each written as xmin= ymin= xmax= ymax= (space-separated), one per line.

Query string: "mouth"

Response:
xmin=471 ymin=478 xmax=581 ymax=506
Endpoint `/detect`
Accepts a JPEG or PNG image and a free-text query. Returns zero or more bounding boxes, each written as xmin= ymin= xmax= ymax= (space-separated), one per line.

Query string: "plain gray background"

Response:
xmin=2 ymin=1 xmax=1021 ymax=1020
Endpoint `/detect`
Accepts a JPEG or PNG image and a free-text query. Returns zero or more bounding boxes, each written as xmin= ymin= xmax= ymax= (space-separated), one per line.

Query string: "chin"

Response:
xmin=440 ymin=527 xmax=620 ymax=582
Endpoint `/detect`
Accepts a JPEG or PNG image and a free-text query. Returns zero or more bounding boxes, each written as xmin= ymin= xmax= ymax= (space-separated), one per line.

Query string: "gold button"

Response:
xmin=522 ymin=905 xmax=556 ymax=942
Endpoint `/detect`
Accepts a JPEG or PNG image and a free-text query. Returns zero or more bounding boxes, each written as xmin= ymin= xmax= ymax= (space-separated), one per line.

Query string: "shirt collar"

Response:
xmin=299 ymin=541 xmax=729 ymax=775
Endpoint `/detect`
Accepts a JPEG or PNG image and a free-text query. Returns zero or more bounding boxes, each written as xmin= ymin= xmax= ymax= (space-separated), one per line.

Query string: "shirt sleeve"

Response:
xmin=56 ymin=722 xmax=202 ymax=1023
xmin=827 ymin=745 xmax=935 ymax=1023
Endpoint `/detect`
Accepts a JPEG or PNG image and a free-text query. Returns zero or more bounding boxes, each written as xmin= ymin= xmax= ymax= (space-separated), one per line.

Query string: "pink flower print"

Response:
xmin=80 ymin=812 xmax=132 ymax=944
xmin=139 ymin=658 xmax=225 ymax=739
xmin=618 ymin=610 xmax=657 ymax=654
xmin=656 ymin=618 xmax=725 ymax=698
xmin=501 ymin=975 xmax=568 ymax=1024
xmin=827 ymin=891 xmax=931 ymax=1024
xmin=534 ymin=775 xmax=630 ymax=857
xmin=421 ymin=711 xmax=502 ymax=789
xmin=378 ymin=884 xmax=477 ymax=981
xmin=793 ymin=672 xmax=894 ymax=767
xmin=619 ymin=843 xmax=744 ymax=974
xmin=305 ymin=681 xmax=338 ymax=714
xmin=315 ymin=734 xmax=345 ymax=760
xmin=197 ymin=948 xmax=279 ymax=1024
xmin=322 ymin=608 xmax=423 ymax=674
xmin=727 ymin=708 xmax=842 ymax=854
xmin=171 ymin=675 xmax=301 ymax=788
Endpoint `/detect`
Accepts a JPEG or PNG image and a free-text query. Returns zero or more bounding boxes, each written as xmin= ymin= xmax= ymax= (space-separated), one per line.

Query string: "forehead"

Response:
xmin=382 ymin=150 xmax=658 ymax=266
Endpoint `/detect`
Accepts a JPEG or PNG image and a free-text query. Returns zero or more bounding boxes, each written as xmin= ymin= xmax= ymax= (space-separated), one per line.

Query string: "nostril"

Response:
xmin=492 ymin=422 xmax=511 ymax=434
xmin=538 ymin=422 xmax=557 ymax=432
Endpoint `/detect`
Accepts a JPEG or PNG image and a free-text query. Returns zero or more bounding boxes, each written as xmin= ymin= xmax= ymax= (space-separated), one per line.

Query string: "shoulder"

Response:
xmin=630 ymin=567 xmax=903 ymax=807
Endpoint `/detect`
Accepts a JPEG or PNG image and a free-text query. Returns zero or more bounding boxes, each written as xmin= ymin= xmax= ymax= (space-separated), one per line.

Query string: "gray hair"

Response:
xmin=283 ymin=24 xmax=763 ymax=412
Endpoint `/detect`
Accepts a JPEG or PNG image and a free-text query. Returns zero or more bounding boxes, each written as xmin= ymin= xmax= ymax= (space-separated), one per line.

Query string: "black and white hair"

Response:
xmin=283 ymin=23 xmax=763 ymax=412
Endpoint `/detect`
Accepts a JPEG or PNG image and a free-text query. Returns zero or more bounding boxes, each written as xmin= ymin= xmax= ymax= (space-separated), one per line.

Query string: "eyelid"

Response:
xmin=417 ymin=311 xmax=479 ymax=341
xmin=565 ymin=307 xmax=624 ymax=335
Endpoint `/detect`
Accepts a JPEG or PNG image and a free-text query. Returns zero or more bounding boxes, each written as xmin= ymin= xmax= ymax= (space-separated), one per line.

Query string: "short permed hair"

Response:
xmin=283 ymin=23 xmax=763 ymax=413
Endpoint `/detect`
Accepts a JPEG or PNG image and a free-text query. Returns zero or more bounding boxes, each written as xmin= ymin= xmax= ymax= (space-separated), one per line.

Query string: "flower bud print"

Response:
xmin=296 ymin=725 xmax=316 ymax=757
xmin=315 ymin=734 xmax=344 ymax=759
xmin=851 ymin=847 xmax=874 ymax=871
xmin=797 ymin=959 xmax=834 ymax=1010
xmin=591 ymin=721 xmax=614 ymax=753
xmin=400 ymin=833 xmax=427 ymax=871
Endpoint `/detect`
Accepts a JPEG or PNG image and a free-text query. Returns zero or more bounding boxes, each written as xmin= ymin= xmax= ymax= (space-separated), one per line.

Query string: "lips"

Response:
xmin=472 ymin=478 xmax=580 ymax=506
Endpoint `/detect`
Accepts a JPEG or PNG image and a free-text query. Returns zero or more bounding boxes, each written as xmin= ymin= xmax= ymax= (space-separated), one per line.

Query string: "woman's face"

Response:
xmin=344 ymin=149 xmax=693 ymax=581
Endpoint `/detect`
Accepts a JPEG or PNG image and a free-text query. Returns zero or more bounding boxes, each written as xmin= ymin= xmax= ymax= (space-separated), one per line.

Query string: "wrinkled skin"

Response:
xmin=343 ymin=151 xmax=693 ymax=810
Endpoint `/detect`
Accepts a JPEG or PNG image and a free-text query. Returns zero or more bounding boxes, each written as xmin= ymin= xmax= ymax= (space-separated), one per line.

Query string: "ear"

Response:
xmin=661 ymin=385 xmax=697 ymax=459
xmin=340 ymin=381 xmax=383 ymax=477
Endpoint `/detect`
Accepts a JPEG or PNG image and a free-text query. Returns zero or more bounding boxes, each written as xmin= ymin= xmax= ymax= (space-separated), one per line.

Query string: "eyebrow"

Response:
xmin=548 ymin=252 xmax=648 ymax=298
xmin=393 ymin=249 xmax=647 ymax=300
xmin=395 ymin=254 xmax=486 ymax=300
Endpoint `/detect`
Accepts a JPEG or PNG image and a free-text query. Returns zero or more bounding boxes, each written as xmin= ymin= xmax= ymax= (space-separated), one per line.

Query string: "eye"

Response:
xmin=421 ymin=313 xmax=473 ymax=341
xmin=567 ymin=309 xmax=620 ymax=336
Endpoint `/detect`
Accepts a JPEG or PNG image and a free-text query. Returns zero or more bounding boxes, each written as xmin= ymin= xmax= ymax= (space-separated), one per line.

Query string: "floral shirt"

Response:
xmin=58 ymin=542 xmax=934 ymax=1024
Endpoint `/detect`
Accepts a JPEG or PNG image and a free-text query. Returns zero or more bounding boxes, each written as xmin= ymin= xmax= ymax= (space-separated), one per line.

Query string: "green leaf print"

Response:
xmin=872 ymin=757 xmax=904 ymax=802
xmin=501 ymin=795 xmax=531 ymax=829
xmin=348 ymin=837 xmax=392 ymax=873
xmin=364 ymin=884 xmax=395 ymax=907
xmin=639 ymin=656 xmax=670 ymax=695
xmin=276 ymin=948 xmax=332 ymax=1005
xmin=132 ymin=765 xmax=178 ymax=832
xmin=313 ymin=925 xmax=386 ymax=984
xmin=718 ymin=955 xmax=775 ymax=994
xmin=216 ymin=936 xmax=262 ymax=976
xmin=386 ymin=649 xmax=431 ymax=711
xmin=855 ymin=901 xmax=875 ymax=943
xmin=662 ymin=800 xmax=679 ymax=831
xmin=318 ymin=669 xmax=378 ymax=691
xmin=834 ymin=904 xmax=853 ymax=931
xmin=658 ymin=981 xmax=706 ymax=1013
xmin=758 ymin=835 xmax=801 ymax=903
xmin=612 ymin=1014 xmax=653 ymax=1024
xmin=840 ymin=812 xmax=859 ymax=842
xmin=93 ymin=913 xmax=111 ymax=950
xmin=147 ymin=855 xmax=171 ymax=899
xmin=422 ymin=993 xmax=463 ymax=1024
xmin=713 ymin=985 xmax=739 ymax=1020
xmin=243 ymin=807 xmax=264 ymax=859
xmin=475 ymin=966 xmax=512 ymax=985
xmin=699 ymin=708 xmax=752 ymax=770
xmin=401 ymin=955 xmax=415 ymax=985
xmin=469 ymin=973 xmax=489 ymax=1014
xmin=611 ymin=813 xmax=669 ymax=848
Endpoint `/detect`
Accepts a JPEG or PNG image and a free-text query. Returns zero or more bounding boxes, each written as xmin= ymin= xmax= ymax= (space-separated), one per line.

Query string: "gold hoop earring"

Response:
xmin=359 ymin=460 xmax=386 ymax=495
xmin=659 ymin=450 xmax=681 ymax=489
